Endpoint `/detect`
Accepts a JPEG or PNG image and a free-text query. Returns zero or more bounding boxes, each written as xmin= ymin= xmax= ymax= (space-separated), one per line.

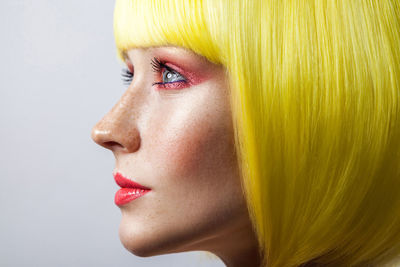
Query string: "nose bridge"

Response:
xmin=91 ymin=89 xmax=141 ymax=153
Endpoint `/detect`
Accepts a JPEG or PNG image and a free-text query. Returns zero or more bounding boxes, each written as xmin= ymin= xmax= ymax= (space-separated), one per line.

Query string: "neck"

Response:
xmin=209 ymin=218 xmax=261 ymax=267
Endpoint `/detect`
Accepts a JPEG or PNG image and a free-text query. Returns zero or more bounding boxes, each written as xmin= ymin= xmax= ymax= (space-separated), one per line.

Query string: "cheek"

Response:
xmin=143 ymin=95 xmax=236 ymax=188
xmin=151 ymin=118 xmax=212 ymax=179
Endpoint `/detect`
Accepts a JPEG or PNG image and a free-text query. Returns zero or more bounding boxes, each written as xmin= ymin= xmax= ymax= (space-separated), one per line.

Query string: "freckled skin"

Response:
xmin=91 ymin=47 xmax=260 ymax=267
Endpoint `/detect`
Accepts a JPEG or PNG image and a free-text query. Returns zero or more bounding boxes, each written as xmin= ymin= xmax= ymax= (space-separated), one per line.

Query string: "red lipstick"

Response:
xmin=114 ymin=172 xmax=150 ymax=206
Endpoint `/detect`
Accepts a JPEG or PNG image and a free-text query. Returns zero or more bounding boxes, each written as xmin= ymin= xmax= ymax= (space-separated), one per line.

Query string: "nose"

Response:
xmin=91 ymin=95 xmax=141 ymax=153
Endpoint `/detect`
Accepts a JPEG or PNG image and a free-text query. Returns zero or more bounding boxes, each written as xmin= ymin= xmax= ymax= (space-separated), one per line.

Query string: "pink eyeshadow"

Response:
xmin=164 ymin=62 xmax=208 ymax=87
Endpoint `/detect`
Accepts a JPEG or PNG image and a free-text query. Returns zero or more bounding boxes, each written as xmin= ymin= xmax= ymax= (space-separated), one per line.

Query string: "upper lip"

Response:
xmin=113 ymin=172 xmax=151 ymax=190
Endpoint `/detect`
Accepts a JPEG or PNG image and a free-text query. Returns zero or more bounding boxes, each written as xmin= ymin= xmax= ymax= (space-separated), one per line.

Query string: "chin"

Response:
xmin=118 ymin=213 xmax=205 ymax=258
xmin=118 ymin=215 xmax=180 ymax=257
xmin=118 ymin=220 xmax=158 ymax=257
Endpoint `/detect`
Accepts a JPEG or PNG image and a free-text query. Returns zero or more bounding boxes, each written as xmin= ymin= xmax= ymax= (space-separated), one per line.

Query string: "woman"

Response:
xmin=91 ymin=0 xmax=400 ymax=266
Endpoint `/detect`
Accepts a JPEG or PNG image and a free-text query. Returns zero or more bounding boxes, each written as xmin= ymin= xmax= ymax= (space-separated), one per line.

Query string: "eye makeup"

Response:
xmin=121 ymin=48 xmax=215 ymax=90
xmin=121 ymin=58 xmax=198 ymax=90
xmin=150 ymin=57 xmax=189 ymax=90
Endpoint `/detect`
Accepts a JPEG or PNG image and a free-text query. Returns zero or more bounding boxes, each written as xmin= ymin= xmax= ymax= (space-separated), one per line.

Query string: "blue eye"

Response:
xmin=121 ymin=58 xmax=188 ymax=89
xmin=151 ymin=57 xmax=187 ymax=86
xmin=162 ymin=69 xmax=185 ymax=83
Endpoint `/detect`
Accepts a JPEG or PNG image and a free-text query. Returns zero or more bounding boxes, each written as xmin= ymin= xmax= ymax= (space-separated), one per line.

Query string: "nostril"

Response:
xmin=103 ymin=141 xmax=124 ymax=150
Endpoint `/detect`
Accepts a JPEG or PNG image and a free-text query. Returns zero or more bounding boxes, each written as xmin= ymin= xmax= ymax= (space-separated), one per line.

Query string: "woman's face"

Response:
xmin=91 ymin=46 xmax=254 ymax=259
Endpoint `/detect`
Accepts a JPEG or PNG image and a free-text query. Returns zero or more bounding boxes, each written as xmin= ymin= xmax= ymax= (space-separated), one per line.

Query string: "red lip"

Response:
xmin=114 ymin=172 xmax=150 ymax=206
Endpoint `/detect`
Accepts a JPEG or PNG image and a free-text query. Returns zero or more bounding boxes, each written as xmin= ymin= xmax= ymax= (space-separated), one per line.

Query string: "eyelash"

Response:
xmin=121 ymin=57 xmax=188 ymax=89
xmin=121 ymin=68 xmax=133 ymax=86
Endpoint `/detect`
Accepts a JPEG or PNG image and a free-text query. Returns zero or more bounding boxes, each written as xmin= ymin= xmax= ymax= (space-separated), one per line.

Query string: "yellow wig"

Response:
xmin=114 ymin=0 xmax=400 ymax=266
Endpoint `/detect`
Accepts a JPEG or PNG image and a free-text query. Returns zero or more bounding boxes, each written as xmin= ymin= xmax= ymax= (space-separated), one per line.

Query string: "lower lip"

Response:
xmin=115 ymin=188 xmax=150 ymax=206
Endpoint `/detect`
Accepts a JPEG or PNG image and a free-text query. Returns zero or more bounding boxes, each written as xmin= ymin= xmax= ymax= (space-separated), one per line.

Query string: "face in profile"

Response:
xmin=91 ymin=46 xmax=256 ymax=262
